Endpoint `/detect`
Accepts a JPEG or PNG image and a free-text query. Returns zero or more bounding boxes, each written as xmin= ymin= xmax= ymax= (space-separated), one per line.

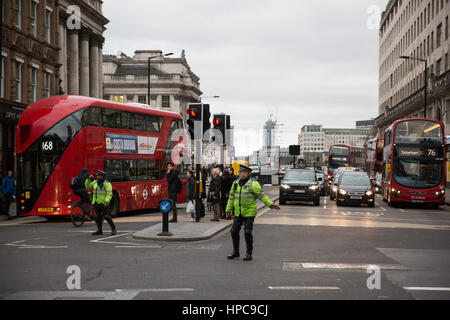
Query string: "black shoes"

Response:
xmin=169 ymin=219 xmax=178 ymax=223
xmin=227 ymin=252 xmax=240 ymax=260
xmin=243 ymin=253 xmax=253 ymax=261
xmin=111 ymin=229 xmax=117 ymax=236
xmin=92 ymin=230 xmax=103 ymax=236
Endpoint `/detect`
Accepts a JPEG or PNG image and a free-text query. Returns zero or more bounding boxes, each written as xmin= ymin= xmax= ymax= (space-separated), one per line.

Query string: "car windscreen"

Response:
xmin=340 ymin=174 xmax=371 ymax=187
xmin=284 ymin=170 xmax=316 ymax=182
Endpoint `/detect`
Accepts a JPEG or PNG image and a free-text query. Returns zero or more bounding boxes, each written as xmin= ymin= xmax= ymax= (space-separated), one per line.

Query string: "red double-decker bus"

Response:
xmin=366 ymin=137 xmax=384 ymax=179
xmin=16 ymin=96 xmax=189 ymax=218
xmin=382 ymin=118 xmax=446 ymax=206
xmin=327 ymin=144 xmax=366 ymax=179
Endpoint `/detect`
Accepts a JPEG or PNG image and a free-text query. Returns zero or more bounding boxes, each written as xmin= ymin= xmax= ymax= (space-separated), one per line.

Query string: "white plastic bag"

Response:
xmin=186 ymin=200 xmax=195 ymax=214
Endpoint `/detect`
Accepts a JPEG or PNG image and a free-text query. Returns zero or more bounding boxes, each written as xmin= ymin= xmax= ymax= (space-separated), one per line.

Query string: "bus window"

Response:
xmin=105 ymin=159 xmax=122 ymax=182
xmin=121 ymin=112 xmax=135 ymax=130
xmin=122 ymin=160 xmax=133 ymax=182
xmin=102 ymin=109 xmax=121 ymax=129
xmin=145 ymin=115 xmax=162 ymax=132
xmin=136 ymin=159 xmax=147 ymax=181
xmin=134 ymin=114 xmax=146 ymax=132
xmin=82 ymin=107 xmax=102 ymax=127
xmin=147 ymin=159 xmax=163 ymax=180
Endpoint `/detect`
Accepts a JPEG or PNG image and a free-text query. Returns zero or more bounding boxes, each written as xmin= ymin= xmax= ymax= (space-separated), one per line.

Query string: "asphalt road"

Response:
xmin=1 ymin=191 xmax=450 ymax=300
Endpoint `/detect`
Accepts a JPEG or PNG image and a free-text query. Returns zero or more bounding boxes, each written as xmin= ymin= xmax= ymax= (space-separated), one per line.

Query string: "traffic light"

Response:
xmin=213 ymin=114 xmax=226 ymax=145
xmin=289 ymin=145 xmax=301 ymax=156
xmin=225 ymin=115 xmax=231 ymax=145
xmin=187 ymin=104 xmax=211 ymax=140
xmin=187 ymin=104 xmax=202 ymax=139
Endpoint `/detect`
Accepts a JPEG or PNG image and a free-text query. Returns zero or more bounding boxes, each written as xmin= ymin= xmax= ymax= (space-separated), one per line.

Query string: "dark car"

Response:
xmin=316 ymin=172 xmax=329 ymax=196
xmin=280 ymin=169 xmax=320 ymax=206
xmin=329 ymin=172 xmax=343 ymax=201
xmin=336 ymin=172 xmax=375 ymax=207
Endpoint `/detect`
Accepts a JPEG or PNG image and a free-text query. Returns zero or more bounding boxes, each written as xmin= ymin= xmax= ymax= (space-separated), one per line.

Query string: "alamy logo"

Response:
xmin=366 ymin=5 xmax=381 ymax=30
xmin=67 ymin=5 xmax=81 ymax=30
xmin=66 ymin=265 xmax=81 ymax=290
xmin=366 ymin=265 xmax=381 ymax=290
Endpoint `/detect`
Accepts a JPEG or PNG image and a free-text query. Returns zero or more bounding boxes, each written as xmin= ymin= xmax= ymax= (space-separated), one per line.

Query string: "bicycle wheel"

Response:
xmin=70 ymin=204 xmax=85 ymax=227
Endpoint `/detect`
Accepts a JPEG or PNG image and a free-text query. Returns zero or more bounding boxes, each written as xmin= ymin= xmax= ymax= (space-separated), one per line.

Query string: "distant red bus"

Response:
xmin=366 ymin=137 xmax=384 ymax=179
xmin=382 ymin=118 xmax=446 ymax=206
xmin=16 ymin=96 xmax=189 ymax=218
xmin=327 ymin=144 xmax=366 ymax=179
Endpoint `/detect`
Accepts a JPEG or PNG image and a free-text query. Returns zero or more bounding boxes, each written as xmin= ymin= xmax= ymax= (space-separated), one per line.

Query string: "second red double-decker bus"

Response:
xmin=366 ymin=137 xmax=384 ymax=179
xmin=16 ymin=96 xmax=189 ymax=218
xmin=327 ymin=144 xmax=366 ymax=179
xmin=382 ymin=118 xmax=446 ymax=206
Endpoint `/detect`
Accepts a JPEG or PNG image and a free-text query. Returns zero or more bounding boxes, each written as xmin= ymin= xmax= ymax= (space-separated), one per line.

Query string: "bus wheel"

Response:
xmin=110 ymin=193 xmax=120 ymax=218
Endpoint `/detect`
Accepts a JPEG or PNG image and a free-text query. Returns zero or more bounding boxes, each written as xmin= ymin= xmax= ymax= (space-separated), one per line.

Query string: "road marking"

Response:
xmin=403 ymin=287 xmax=450 ymax=292
xmin=4 ymin=240 xmax=68 ymax=249
xmin=115 ymin=246 xmax=162 ymax=249
xmin=116 ymin=288 xmax=194 ymax=293
xmin=268 ymin=286 xmax=340 ymax=291
xmin=283 ymin=262 xmax=408 ymax=271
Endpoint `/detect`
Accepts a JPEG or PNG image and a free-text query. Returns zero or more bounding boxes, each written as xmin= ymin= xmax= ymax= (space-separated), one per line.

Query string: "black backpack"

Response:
xmin=69 ymin=174 xmax=84 ymax=190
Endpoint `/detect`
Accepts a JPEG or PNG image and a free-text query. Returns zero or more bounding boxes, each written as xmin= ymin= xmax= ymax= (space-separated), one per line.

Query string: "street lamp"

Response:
xmin=399 ymin=55 xmax=428 ymax=118
xmin=148 ymin=52 xmax=174 ymax=106
xmin=200 ymin=96 xmax=220 ymax=102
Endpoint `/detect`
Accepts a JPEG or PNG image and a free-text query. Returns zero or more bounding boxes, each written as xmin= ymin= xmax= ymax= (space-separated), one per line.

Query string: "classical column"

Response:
xmin=98 ymin=45 xmax=104 ymax=98
xmin=79 ymin=32 xmax=90 ymax=96
xmin=69 ymin=30 xmax=79 ymax=95
xmin=89 ymin=37 xmax=99 ymax=98
xmin=59 ymin=23 xmax=67 ymax=94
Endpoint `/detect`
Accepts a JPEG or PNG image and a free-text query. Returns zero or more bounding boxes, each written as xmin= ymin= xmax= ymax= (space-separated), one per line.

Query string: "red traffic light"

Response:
xmin=187 ymin=109 xmax=197 ymax=118
xmin=213 ymin=118 xmax=221 ymax=127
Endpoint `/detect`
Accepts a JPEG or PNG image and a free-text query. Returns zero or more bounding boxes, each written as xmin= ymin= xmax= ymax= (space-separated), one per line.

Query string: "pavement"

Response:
xmin=132 ymin=186 xmax=280 ymax=242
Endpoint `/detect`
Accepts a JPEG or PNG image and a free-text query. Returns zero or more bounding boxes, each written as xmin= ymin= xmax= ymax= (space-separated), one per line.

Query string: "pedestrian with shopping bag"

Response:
xmin=185 ymin=169 xmax=196 ymax=221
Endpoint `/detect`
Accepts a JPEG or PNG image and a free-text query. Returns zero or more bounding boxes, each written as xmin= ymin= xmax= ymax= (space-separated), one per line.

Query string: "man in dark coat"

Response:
xmin=167 ymin=162 xmax=180 ymax=223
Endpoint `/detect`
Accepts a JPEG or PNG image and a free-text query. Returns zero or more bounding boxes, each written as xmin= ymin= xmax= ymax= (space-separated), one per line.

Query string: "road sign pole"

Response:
xmin=158 ymin=199 xmax=173 ymax=237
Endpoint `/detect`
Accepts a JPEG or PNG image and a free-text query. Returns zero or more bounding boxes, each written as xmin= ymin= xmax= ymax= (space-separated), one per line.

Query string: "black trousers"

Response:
xmin=169 ymin=193 xmax=178 ymax=220
xmin=3 ymin=193 xmax=14 ymax=216
xmin=94 ymin=204 xmax=116 ymax=232
xmin=230 ymin=216 xmax=255 ymax=254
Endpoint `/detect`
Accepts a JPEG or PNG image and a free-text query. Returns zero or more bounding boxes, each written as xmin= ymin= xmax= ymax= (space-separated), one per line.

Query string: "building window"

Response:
xmin=436 ymin=59 xmax=442 ymax=76
xmin=32 ymin=66 xmax=39 ymax=102
xmin=15 ymin=0 xmax=22 ymax=29
xmin=45 ymin=7 xmax=52 ymax=43
xmin=31 ymin=1 xmax=38 ymax=37
xmin=446 ymin=16 xmax=449 ymax=40
xmin=15 ymin=60 xmax=23 ymax=102
xmin=0 ymin=53 xmax=5 ymax=98
xmin=436 ymin=24 xmax=442 ymax=48
xmin=162 ymin=95 xmax=170 ymax=108
xmin=138 ymin=95 xmax=147 ymax=104
xmin=45 ymin=71 xmax=52 ymax=98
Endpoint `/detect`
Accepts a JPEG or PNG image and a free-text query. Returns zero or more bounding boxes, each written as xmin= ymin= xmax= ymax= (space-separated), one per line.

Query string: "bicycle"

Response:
xmin=70 ymin=201 xmax=93 ymax=228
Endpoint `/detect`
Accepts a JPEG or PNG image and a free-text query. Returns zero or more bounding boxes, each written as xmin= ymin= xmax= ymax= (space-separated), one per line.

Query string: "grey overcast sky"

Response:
xmin=103 ymin=0 xmax=389 ymax=157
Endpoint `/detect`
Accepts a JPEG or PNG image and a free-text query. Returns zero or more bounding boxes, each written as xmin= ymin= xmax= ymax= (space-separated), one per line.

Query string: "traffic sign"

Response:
xmin=159 ymin=199 xmax=172 ymax=214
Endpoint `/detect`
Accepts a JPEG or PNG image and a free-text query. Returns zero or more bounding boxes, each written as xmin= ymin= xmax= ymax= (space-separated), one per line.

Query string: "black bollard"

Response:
xmin=158 ymin=199 xmax=173 ymax=237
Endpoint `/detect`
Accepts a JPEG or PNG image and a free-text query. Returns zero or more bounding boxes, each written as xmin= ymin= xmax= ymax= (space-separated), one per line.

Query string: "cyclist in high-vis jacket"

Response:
xmin=91 ymin=170 xmax=117 ymax=236
xmin=226 ymin=165 xmax=280 ymax=261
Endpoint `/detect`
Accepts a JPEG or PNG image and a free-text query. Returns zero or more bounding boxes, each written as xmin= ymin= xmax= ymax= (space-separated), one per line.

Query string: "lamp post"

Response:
xmin=399 ymin=55 xmax=428 ymax=118
xmin=148 ymin=52 xmax=173 ymax=106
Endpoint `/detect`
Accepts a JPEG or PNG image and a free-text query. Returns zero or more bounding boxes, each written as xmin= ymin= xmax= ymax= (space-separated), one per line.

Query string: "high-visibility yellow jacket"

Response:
xmin=226 ymin=178 xmax=273 ymax=218
xmin=92 ymin=180 xmax=113 ymax=205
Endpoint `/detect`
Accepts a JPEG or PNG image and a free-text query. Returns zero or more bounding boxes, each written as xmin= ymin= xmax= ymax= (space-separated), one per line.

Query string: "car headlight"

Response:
xmin=309 ymin=185 xmax=319 ymax=191
xmin=332 ymin=187 xmax=338 ymax=192
xmin=339 ymin=189 xmax=347 ymax=195
xmin=366 ymin=190 xmax=374 ymax=196
xmin=281 ymin=184 xmax=291 ymax=190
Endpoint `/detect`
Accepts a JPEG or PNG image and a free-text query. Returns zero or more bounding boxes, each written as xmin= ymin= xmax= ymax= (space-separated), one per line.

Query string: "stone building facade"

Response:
xmin=102 ymin=50 xmax=203 ymax=122
xmin=1 ymin=0 xmax=60 ymax=176
xmin=376 ymin=0 xmax=450 ymax=135
xmin=58 ymin=0 xmax=108 ymax=98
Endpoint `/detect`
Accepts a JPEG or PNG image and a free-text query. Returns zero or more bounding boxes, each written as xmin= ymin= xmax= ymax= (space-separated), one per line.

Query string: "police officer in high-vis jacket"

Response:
xmin=91 ymin=170 xmax=117 ymax=236
xmin=226 ymin=165 xmax=280 ymax=261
